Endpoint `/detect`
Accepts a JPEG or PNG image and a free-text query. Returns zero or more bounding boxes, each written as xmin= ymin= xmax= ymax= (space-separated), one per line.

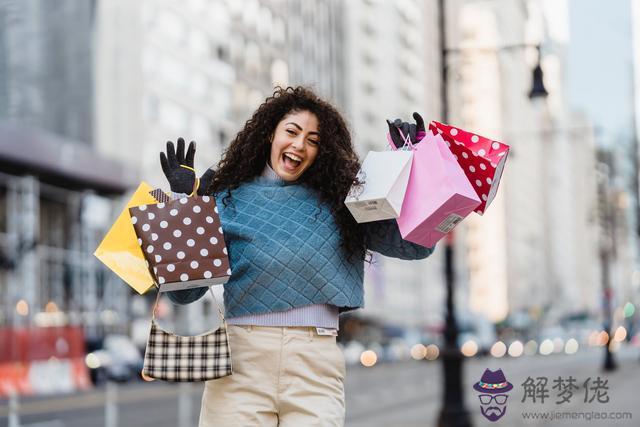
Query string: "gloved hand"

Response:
xmin=160 ymin=138 xmax=215 ymax=196
xmin=386 ymin=112 xmax=426 ymax=149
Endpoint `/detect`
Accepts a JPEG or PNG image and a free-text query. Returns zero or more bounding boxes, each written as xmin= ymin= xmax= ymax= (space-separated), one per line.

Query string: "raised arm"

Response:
xmin=362 ymin=219 xmax=435 ymax=260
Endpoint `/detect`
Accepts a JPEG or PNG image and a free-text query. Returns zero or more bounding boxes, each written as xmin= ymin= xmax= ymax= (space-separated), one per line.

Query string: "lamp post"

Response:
xmin=436 ymin=1 xmax=548 ymax=426
xmin=596 ymin=157 xmax=618 ymax=372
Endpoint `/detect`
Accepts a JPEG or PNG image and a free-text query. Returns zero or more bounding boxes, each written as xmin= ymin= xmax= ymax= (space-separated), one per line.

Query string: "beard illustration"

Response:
xmin=480 ymin=404 xmax=507 ymax=421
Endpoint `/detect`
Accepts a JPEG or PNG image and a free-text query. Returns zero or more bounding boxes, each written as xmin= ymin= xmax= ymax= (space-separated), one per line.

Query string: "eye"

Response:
xmin=307 ymin=139 xmax=319 ymax=145
xmin=286 ymin=129 xmax=296 ymax=135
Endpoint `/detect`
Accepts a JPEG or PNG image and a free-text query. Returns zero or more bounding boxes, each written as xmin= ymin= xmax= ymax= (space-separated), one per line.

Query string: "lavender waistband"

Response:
xmin=227 ymin=304 xmax=339 ymax=330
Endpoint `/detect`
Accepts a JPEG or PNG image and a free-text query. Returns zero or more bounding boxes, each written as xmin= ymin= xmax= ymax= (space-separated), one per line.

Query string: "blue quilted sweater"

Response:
xmin=167 ymin=176 xmax=435 ymax=316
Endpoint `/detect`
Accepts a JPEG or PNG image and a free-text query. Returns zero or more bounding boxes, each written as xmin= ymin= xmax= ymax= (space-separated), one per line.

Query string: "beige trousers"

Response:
xmin=199 ymin=325 xmax=346 ymax=427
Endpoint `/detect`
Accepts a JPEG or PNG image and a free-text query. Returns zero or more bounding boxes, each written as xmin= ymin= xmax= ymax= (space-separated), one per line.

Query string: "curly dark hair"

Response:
xmin=205 ymin=86 xmax=367 ymax=261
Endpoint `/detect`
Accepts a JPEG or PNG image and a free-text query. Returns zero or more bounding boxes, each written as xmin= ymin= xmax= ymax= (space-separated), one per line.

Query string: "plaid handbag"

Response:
xmin=142 ymin=288 xmax=233 ymax=382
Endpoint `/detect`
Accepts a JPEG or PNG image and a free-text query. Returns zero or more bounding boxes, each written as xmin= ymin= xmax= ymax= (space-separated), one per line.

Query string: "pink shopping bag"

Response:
xmin=429 ymin=121 xmax=510 ymax=215
xmin=396 ymin=131 xmax=481 ymax=247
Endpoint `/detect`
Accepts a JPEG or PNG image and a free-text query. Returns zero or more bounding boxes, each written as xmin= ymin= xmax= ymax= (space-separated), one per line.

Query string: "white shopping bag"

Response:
xmin=345 ymin=149 xmax=413 ymax=223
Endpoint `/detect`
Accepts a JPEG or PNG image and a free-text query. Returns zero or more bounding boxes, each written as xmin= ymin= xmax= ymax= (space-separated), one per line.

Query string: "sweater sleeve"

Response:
xmin=166 ymin=286 xmax=208 ymax=305
xmin=362 ymin=219 xmax=435 ymax=260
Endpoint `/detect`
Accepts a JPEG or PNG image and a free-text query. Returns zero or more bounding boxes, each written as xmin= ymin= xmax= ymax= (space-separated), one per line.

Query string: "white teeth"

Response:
xmin=284 ymin=153 xmax=302 ymax=162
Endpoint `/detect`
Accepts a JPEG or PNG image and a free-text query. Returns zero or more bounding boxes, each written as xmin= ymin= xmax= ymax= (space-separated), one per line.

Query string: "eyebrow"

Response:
xmin=286 ymin=122 xmax=320 ymax=136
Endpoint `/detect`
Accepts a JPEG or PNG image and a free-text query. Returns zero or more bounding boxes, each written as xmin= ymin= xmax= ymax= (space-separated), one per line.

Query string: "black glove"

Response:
xmin=160 ymin=137 xmax=215 ymax=196
xmin=386 ymin=112 xmax=426 ymax=149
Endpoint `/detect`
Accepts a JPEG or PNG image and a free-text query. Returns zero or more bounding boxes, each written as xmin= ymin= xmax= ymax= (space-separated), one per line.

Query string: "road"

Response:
xmin=1 ymin=346 xmax=638 ymax=427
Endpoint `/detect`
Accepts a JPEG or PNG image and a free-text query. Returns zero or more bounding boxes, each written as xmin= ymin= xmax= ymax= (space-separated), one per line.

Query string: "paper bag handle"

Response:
xmin=387 ymin=128 xmax=414 ymax=151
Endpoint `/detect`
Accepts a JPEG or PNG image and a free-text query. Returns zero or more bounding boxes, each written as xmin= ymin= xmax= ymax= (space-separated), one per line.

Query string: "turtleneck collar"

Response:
xmin=259 ymin=162 xmax=298 ymax=186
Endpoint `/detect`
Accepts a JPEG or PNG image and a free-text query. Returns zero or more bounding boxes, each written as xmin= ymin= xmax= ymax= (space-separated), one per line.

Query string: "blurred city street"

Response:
xmin=1 ymin=345 xmax=637 ymax=426
xmin=2 ymin=0 xmax=640 ymax=426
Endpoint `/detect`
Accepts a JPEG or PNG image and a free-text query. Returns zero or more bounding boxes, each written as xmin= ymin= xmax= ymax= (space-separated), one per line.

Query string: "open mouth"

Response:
xmin=281 ymin=152 xmax=303 ymax=171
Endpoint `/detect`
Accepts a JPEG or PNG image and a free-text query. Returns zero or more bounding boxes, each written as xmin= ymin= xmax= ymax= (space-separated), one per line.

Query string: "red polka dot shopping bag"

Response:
xmin=128 ymin=195 xmax=231 ymax=292
xmin=429 ymin=121 xmax=510 ymax=215
xmin=396 ymin=131 xmax=481 ymax=247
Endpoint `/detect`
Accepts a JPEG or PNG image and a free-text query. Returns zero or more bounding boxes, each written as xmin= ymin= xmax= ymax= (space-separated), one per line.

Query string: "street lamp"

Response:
xmin=529 ymin=46 xmax=548 ymax=99
xmin=436 ymin=1 xmax=548 ymax=426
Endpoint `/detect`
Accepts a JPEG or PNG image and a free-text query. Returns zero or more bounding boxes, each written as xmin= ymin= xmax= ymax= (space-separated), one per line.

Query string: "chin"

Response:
xmin=275 ymin=164 xmax=308 ymax=181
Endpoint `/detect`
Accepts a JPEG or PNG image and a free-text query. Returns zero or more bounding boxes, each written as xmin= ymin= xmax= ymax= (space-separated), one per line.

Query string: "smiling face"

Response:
xmin=269 ymin=110 xmax=320 ymax=181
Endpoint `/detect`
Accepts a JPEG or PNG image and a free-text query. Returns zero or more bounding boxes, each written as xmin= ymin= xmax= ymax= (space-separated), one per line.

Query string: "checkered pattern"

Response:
xmin=142 ymin=319 xmax=232 ymax=382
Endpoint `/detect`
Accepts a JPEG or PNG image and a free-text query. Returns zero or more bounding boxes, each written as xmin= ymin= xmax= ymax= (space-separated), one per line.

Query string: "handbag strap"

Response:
xmin=152 ymin=287 xmax=225 ymax=323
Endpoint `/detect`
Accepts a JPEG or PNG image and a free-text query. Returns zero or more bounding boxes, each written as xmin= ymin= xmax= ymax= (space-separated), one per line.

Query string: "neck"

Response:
xmin=262 ymin=162 xmax=289 ymax=184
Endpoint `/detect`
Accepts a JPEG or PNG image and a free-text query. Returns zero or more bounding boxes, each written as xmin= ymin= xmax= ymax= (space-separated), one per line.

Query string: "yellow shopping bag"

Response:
xmin=94 ymin=182 xmax=159 ymax=294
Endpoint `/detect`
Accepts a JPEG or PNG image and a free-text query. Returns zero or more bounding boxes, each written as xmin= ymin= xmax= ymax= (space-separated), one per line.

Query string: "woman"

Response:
xmin=159 ymin=86 xmax=434 ymax=426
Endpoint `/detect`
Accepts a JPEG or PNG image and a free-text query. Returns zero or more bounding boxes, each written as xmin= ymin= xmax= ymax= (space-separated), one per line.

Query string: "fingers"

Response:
xmin=387 ymin=119 xmax=403 ymax=148
xmin=166 ymin=141 xmax=178 ymax=168
xmin=176 ymin=137 xmax=185 ymax=164
xmin=160 ymin=152 xmax=170 ymax=177
xmin=412 ymin=112 xmax=425 ymax=132
xmin=197 ymin=168 xmax=216 ymax=196
xmin=185 ymin=141 xmax=196 ymax=167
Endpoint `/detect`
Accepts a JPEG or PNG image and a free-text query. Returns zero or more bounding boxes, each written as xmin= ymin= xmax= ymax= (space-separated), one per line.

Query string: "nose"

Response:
xmin=291 ymin=136 xmax=305 ymax=151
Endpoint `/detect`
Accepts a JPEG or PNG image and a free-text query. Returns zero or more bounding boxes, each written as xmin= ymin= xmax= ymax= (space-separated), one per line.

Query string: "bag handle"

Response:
xmin=387 ymin=128 xmax=414 ymax=152
xmin=152 ymin=287 xmax=225 ymax=323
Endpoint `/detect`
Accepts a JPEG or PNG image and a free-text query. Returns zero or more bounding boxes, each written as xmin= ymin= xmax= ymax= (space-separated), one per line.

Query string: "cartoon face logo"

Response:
xmin=473 ymin=368 xmax=513 ymax=422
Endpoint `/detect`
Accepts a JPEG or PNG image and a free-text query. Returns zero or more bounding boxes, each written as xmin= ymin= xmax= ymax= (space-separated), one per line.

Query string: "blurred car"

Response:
xmin=85 ymin=334 xmax=144 ymax=384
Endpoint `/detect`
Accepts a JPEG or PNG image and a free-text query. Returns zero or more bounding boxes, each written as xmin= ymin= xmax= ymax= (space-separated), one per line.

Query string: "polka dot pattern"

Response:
xmin=429 ymin=120 xmax=510 ymax=215
xmin=129 ymin=195 xmax=232 ymax=289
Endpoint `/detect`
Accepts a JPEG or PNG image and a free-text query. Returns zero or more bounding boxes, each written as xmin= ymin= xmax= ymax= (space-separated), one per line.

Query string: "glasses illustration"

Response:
xmin=478 ymin=394 xmax=509 ymax=405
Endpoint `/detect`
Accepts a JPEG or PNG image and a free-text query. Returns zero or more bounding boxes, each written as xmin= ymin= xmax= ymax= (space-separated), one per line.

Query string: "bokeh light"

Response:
xmin=508 ymin=340 xmax=523 ymax=357
xmin=564 ymin=338 xmax=579 ymax=354
xmin=539 ymin=339 xmax=554 ymax=355
xmin=613 ymin=326 xmax=627 ymax=342
xmin=360 ymin=350 xmax=377 ymax=367
xmin=410 ymin=344 xmax=427 ymax=360
xmin=425 ymin=344 xmax=439 ymax=361
xmin=45 ymin=301 xmax=59 ymax=312
xmin=623 ymin=302 xmax=635 ymax=318
xmin=16 ymin=300 xmax=29 ymax=316
xmin=490 ymin=341 xmax=507 ymax=358
xmin=596 ymin=331 xmax=610 ymax=346
xmin=524 ymin=340 xmax=538 ymax=355
xmin=85 ymin=353 xmax=101 ymax=369
xmin=461 ymin=340 xmax=478 ymax=357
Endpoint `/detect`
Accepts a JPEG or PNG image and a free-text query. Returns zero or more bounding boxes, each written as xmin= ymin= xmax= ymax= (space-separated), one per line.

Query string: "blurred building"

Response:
xmin=0 ymin=0 xmax=136 ymax=339
xmin=284 ymin=0 xmax=345 ymax=106
xmin=447 ymin=0 xmax=600 ymax=328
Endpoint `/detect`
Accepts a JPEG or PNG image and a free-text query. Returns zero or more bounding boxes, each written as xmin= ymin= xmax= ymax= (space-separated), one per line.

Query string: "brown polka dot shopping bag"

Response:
xmin=128 ymin=195 xmax=231 ymax=292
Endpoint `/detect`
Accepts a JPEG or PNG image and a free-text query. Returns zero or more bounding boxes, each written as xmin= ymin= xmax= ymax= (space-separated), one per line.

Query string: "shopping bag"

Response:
xmin=94 ymin=182 xmax=159 ymax=295
xmin=129 ymin=195 xmax=231 ymax=292
xmin=396 ymin=132 xmax=481 ymax=247
xmin=344 ymin=137 xmax=413 ymax=223
xmin=429 ymin=121 xmax=510 ymax=215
